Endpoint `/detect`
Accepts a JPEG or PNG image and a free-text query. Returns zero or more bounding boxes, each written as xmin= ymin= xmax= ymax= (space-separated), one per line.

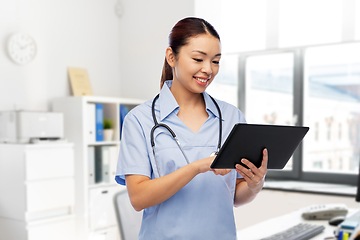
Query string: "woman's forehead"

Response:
xmin=182 ymin=34 xmax=221 ymax=55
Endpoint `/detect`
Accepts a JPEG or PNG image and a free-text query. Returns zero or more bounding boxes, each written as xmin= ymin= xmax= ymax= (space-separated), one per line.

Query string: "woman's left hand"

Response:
xmin=235 ymin=148 xmax=268 ymax=194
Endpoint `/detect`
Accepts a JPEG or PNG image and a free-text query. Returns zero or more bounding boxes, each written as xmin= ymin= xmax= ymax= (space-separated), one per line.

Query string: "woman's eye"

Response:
xmin=193 ymin=58 xmax=203 ymax=62
xmin=212 ymin=61 xmax=220 ymax=64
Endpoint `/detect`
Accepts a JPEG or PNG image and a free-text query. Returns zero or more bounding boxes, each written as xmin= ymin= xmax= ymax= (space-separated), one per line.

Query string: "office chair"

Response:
xmin=114 ymin=189 xmax=143 ymax=240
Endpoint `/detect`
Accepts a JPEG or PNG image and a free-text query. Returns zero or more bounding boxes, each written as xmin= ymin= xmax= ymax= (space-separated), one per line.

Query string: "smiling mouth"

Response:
xmin=194 ymin=76 xmax=210 ymax=83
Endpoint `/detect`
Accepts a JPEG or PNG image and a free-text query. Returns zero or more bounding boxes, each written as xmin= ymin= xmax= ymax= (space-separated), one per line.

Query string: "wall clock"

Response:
xmin=7 ymin=33 xmax=37 ymax=65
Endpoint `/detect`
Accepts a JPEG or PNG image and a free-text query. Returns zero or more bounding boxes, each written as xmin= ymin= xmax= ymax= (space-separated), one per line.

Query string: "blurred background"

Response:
xmin=0 ymin=0 xmax=360 ymax=239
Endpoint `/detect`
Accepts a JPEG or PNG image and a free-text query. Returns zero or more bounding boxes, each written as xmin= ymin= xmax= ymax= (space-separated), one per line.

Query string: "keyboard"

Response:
xmin=261 ymin=223 xmax=325 ymax=240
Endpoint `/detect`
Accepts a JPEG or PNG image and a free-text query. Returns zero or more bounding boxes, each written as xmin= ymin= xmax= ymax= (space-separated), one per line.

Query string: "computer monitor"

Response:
xmin=356 ymin=156 xmax=360 ymax=202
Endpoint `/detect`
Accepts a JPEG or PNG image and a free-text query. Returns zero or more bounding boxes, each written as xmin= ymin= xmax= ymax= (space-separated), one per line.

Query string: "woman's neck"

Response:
xmin=170 ymin=79 xmax=208 ymax=133
xmin=170 ymin=79 xmax=204 ymax=109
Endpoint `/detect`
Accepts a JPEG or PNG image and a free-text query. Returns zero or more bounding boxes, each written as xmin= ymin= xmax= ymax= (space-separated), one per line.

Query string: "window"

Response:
xmin=245 ymin=53 xmax=294 ymax=125
xmin=206 ymin=54 xmax=239 ymax=107
xmin=303 ymin=43 xmax=360 ymax=176
xmin=326 ymin=122 xmax=331 ymax=141
xmin=339 ymin=123 xmax=342 ymax=140
xmin=356 ymin=0 xmax=360 ymax=40
xmin=235 ymin=42 xmax=360 ymax=184
xmin=196 ymin=0 xmax=360 ymax=185
xmin=313 ymin=161 xmax=323 ymax=169
xmin=314 ymin=122 xmax=319 ymax=141
xmin=339 ymin=158 xmax=343 ymax=170
xmin=243 ymin=53 xmax=294 ymax=171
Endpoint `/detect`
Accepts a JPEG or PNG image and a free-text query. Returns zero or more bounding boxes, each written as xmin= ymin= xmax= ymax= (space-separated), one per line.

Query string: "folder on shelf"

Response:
xmin=95 ymin=104 xmax=104 ymax=141
xmin=95 ymin=146 xmax=102 ymax=183
xmin=109 ymin=145 xmax=119 ymax=182
xmin=87 ymin=103 xmax=96 ymax=142
xmin=95 ymin=146 xmax=110 ymax=183
xmin=119 ymin=105 xmax=129 ymax=140
xmin=102 ymin=146 xmax=110 ymax=183
xmin=88 ymin=146 xmax=95 ymax=185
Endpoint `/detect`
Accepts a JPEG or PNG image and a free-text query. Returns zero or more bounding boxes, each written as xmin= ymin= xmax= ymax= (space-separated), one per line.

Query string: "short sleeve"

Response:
xmin=115 ymin=112 xmax=151 ymax=185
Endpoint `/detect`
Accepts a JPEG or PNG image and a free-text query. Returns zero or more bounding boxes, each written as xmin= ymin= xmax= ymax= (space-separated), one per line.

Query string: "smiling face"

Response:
xmin=166 ymin=33 xmax=221 ymax=95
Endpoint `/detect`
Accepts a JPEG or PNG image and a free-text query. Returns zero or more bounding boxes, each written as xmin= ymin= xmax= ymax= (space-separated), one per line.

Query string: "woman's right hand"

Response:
xmin=193 ymin=156 xmax=232 ymax=176
xmin=126 ymin=155 xmax=231 ymax=211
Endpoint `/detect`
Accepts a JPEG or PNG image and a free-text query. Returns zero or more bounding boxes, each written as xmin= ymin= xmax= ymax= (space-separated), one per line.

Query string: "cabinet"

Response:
xmin=0 ymin=143 xmax=76 ymax=240
xmin=52 ymin=96 xmax=142 ymax=240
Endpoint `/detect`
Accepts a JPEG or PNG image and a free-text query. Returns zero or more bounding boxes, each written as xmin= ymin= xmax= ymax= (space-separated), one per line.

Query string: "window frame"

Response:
xmin=237 ymin=42 xmax=360 ymax=186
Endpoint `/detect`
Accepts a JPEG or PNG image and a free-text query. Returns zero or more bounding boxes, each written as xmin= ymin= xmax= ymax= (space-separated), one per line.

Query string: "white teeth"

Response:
xmin=195 ymin=77 xmax=209 ymax=83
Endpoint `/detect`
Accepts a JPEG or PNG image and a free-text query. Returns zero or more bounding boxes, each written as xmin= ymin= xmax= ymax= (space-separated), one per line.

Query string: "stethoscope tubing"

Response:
xmin=151 ymin=93 xmax=222 ymax=177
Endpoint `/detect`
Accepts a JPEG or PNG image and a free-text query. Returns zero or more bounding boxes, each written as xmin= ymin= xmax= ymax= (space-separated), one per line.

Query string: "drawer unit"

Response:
xmin=28 ymin=216 xmax=76 ymax=240
xmin=0 ymin=143 xmax=76 ymax=240
xmin=89 ymin=186 xmax=120 ymax=231
xmin=26 ymin=178 xmax=74 ymax=213
xmin=0 ymin=215 xmax=76 ymax=240
xmin=25 ymin=146 xmax=74 ymax=180
xmin=89 ymin=226 xmax=120 ymax=240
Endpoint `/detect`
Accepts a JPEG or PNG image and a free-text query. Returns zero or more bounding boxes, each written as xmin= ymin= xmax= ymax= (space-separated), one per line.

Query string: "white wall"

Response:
xmin=0 ymin=0 xmax=123 ymax=111
xmin=0 ymin=0 xmax=194 ymax=111
xmin=118 ymin=0 xmax=194 ymax=100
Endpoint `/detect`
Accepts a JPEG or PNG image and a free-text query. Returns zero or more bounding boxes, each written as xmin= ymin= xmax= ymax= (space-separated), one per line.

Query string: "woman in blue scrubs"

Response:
xmin=116 ymin=17 xmax=268 ymax=240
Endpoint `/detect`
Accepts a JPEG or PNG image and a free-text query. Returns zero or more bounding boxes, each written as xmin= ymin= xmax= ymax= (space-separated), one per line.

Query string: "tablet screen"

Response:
xmin=210 ymin=123 xmax=309 ymax=169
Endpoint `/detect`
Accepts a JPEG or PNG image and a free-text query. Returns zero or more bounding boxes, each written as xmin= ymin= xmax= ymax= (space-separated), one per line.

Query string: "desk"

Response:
xmin=264 ymin=181 xmax=356 ymax=197
xmin=237 ymin=208 xmax=358 ymax=240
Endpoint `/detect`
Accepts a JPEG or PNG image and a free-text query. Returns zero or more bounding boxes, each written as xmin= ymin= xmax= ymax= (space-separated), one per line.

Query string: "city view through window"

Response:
xmin=303 ymin=44 xmax=360 ymax=174
xmin=207 ymin=43 xmax=360 ymax=175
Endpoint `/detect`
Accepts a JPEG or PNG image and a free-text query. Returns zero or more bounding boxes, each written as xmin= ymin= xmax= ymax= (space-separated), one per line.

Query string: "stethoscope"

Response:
xmin=150 ymin=93 xmax=222 ymax=177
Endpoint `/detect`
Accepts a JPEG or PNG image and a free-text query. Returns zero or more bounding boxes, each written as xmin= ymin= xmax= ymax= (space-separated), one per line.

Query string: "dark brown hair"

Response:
xmin=160 ymin=17 xmax=220 ymax=89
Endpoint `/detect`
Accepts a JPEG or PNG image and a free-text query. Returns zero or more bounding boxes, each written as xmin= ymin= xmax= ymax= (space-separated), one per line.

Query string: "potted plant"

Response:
xmin=103 ymin=118 xmax=114 ymax=141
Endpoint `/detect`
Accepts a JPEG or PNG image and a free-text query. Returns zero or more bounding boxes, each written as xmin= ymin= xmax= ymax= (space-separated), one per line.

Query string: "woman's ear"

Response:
xmin=165 ymin=47 xmax=175 ymax=67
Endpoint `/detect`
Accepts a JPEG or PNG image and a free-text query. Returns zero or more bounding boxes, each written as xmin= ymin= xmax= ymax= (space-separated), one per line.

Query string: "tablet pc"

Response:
xmin=210 ymin=123 xmax=309 ymax=169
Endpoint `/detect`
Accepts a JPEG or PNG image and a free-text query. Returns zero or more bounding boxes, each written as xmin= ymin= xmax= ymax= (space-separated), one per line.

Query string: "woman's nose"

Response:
xmin=201 ymin=61 xmax=212 ymax=75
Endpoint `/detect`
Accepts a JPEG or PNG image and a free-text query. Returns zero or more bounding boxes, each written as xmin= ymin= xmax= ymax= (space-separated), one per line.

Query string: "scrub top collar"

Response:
xmin=159 ymin=80 xmax=179 ymax=121
xmin=158 ymin=80 xmax=222 ymax=122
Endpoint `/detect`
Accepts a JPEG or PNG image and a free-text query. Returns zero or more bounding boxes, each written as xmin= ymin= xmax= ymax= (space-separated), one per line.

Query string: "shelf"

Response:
xmin=52 ymin=96 xmax=141 ymax=240
xmin=88 ymin=141 xmax=120 ymax=146
xmin=54 ymin=95 xmax=145 ymax=105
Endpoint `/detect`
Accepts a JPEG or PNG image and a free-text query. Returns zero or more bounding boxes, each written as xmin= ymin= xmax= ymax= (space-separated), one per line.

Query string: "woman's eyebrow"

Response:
xmin=192 ymin=50 xmax=221 ymax=57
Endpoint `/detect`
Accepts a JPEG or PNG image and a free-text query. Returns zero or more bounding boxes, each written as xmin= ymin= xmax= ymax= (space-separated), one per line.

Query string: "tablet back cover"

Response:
xmin=210 ymin=123 xmax=309 ymax=169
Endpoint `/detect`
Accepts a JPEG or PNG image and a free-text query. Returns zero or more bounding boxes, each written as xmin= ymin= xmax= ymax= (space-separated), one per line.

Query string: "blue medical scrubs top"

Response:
xmin=116 ymin=80 xmax=246 ymax=240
